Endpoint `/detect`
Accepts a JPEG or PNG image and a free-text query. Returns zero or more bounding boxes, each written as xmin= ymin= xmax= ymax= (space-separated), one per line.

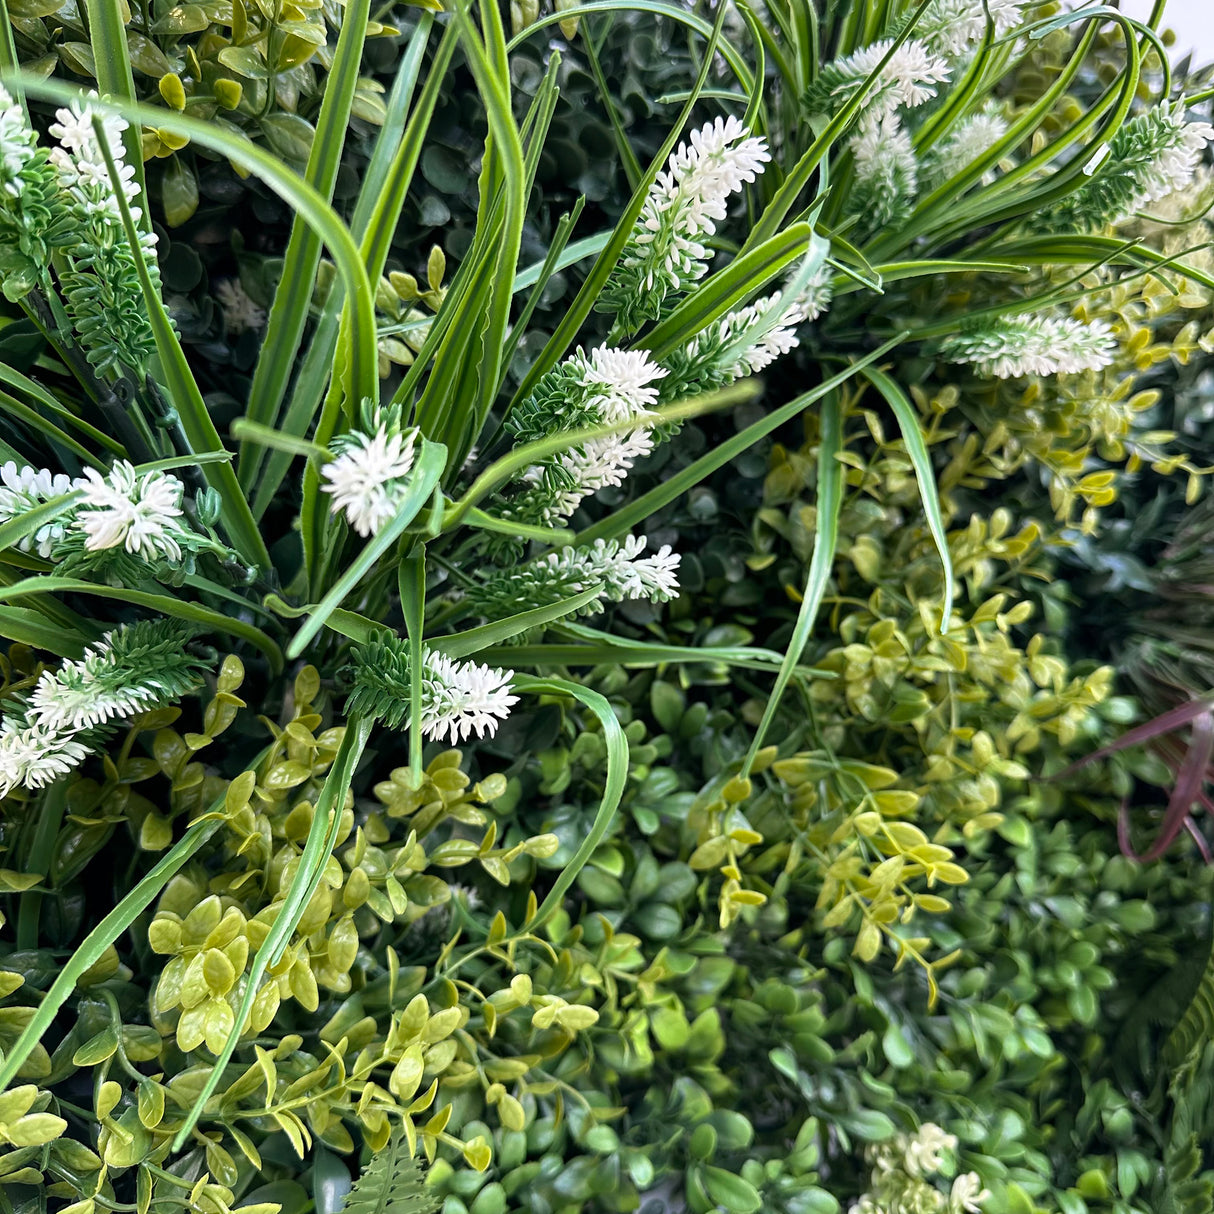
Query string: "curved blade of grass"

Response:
xmin=6 ymin=75 xmax=378 ymax=420
xmin=575 ymin=336 xmax=903 ymax=546
xmin=81 ymin=0 xmax=147 ymax=231
xmin=740 ymin=392 xmax=842 ymax=778
xmin=432 ymin=587 xmax=605 ymax=660
xmin=287 ymin=442 xmax=447 ymax=659
xmin=514 ymin=677 xmax=627 ymax=931
xmin=0 ymin=389 xmax=108 ymax=469
xmin=744 ymin=0 xmax=935 ymax=250
xmin=237 ymin=0 xmax=373 ymax=490
xmin=398 ymin=548 xmax=426 ymax=777
xmin=0 ymin=605 xmax=86 ymax=656
xmin=859 ymin=366 xmax=953 ymax=629
xmin=0 ymin=364 xmax=122 ymax=456
xmin=0 ymin=493 xmax=78 ymax=556
xmin=250 ymin=18 xmax=443 ymax=520
xmin=505 ymin=0 xmax=753 ymax=92
xmin=91 ymin=118 xmax=270 ymax=573
xmin=0 ymin=805 xmax=230 ymax=1094
xmin=0 ymin=578 xmax=283 ymax=673
xmin=169 ymin=717 xmax=373 ymax=1148
xmin=445 ymin=381 xmax=760 ymax=532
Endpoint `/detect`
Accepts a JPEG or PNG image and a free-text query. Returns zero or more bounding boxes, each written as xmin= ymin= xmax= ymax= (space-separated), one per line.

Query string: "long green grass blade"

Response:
xmin=0 ymin=809 xmax=228 ymax=1094
xmin=169 ymin=718 xmax=373 ymax=1149
xmin=740 ymin=392 xmax=842 ymax=777
xmin=515 ymin=677 xmax=627 ymax=931
xmin=398 ymin=548 xmax=426 ymax=777
xmin=0 ymin=364 xmax=123 ymax=456
xmin=433 ymin=587 xmax=605 ymax=659
xmin=860 ymin=365 xmax=953 ymax=629
xmin=91 ymin=117 xmax=270 ymax=573
xmin=6 ymin=75 xmax=378 ymax=418
xmin=0 ymin=605 xmax=86 ymax=656
xmin=0 ymin=389 xmax=106 ymax=469
xmin=237 ymin=0 xmax=374 ymax=490
xmin=507 ymin=0 xmax=731 ymax=409
xmin=639 ymin=223 xmax=814 ymax=360
xmin=0 ymin=578 xmax=283 ymax=672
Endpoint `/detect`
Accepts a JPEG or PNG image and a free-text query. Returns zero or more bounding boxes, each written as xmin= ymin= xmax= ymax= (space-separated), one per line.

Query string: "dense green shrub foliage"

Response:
xmin=0 ymin=0 xmax=1213 ymax=1212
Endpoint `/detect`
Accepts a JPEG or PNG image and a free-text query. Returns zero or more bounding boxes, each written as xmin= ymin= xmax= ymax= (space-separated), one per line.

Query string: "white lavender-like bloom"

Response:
xmin=506 ymin=346 xmax=668 ymax=526
xmin=471 ymin=535 xmax=681 ymax=622
xmin=47 ymin=95 xmax=160 ymax=374
xmin=1044 ymin=99 xmax=1214 ymax=233
xmin=215 ymin=278 xmax=266 ymax=334
xmin=915 ymin=0 xmax=1028 ymax=57
xmin=808 ymin=38 xmax=950 ymax=124
xmin=48 ymin=99 xmax=140 ymax=220
xmin=941 ymin=314 xmax=1116 ymax=379
xmin=581 ymin=346 xmax=668 ymax=421
xmin=602 ymin=116 xmax=769 ymax=331
xmin=0 ymin=621 xmax=206 ymax=796
xmin=27 ymin=622 xmax=206 ymax=735
xmin=849 ymin=113 xmax=919 ymax=233
xmin=75 ymin=461 xmax=189 ymax=561
xmin=421 ymin=650 xmax=519 ymax=744
xmin=925 ymin=106 xmax=1009 ymax=188
xmin=0 ymin=718 xmax=90 ymax=797
xmin=903 ymin=1124 xmax=958 ymax=1179
xmin=0 ymin=462 xmax=77 ymax=559
xmin=1116 ymin=99 xmax=1214 ymax=210
xmin=0 ymin=85 xmax=37 ymax=198
xmin=950 ymin=1172 xmax=991 ymax=1214
xmin=321 ymin=424 xmax=420 ymax=538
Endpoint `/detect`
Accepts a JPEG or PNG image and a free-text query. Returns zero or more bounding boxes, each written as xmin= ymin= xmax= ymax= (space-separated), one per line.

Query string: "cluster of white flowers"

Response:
xmin=0 ymin=462 xmax=77 ymax=558
xmin=850 ymin=114 xmax=919 ymax=229
xmin=915 ymin=0 xmax=1028 ymax=58
xmin=902 ymin=1124 xmax=958 ymax=1179
xmin=215 ymin=278 xmax=267 ymax=334
xmin=528 ymin=535 xmax=680 ymax=605
xmin=603 ymin=116 xmax=769 ymax=331
xmin=544 ymin=347 xmax=668 ymax=521
xmin=0 ymin=719 xmax=89 ymax=796
xmin=0 ymin=622 xmax=204 ymax=797
xmin=1117 ymin=99 xmax=1214 ymax=212
xmin=0 ymin=458 xmax=194 ymax=564
xmin=76 ymin=462 xmax=191 ymax=561
xmin=941 ymin=314 xmax=1117 ymax=379
xmin=949 ymin=1173 xmax=991 ymax=1214
xmin=925 ymin=106 xmax=1009 ymax=188
xmin=635 ymin=115 xmax=770 ymax=290
xmin=48 ymin=99 xmax=149 ymax=236
xmin=467 ymin=534 xmax=680 ymax=622
xmin=0 ymin=85 xmax=37 ymax=198
xmin=815 ymin=38 xmax=951 ymax=124
xmin=420 ymin=649 xmax=518 ymax=744
xmin=321 ymin=423 xmax=420 ymax=537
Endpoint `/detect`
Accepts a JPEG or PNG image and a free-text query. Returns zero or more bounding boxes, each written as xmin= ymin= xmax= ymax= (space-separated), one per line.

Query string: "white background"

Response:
xmin=1117 ymin=0 xmax=1212 ymax=63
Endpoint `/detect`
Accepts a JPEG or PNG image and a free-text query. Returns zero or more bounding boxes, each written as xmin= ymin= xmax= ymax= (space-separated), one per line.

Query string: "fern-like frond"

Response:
xmin=342 ymin=1127 xmax=440 ymax=1214
xmin=1164 ymin=932 xmax=1214 ymax=1070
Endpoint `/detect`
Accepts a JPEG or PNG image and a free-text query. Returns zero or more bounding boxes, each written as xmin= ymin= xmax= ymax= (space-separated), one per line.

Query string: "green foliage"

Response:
xmin=343 ymin=1126 xmax=440 ymax=1214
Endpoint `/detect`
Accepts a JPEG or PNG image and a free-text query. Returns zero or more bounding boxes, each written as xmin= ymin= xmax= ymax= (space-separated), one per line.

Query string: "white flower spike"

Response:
xmin=420 ymin=650 xmax=518 ymax=744
xmin=75 ymin=461 xmax=189 ymax=561
xmin=942 ymin=315 xmax=1116 ymax=379
xmin=322 ymin=424 xmax=420 ymax=538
